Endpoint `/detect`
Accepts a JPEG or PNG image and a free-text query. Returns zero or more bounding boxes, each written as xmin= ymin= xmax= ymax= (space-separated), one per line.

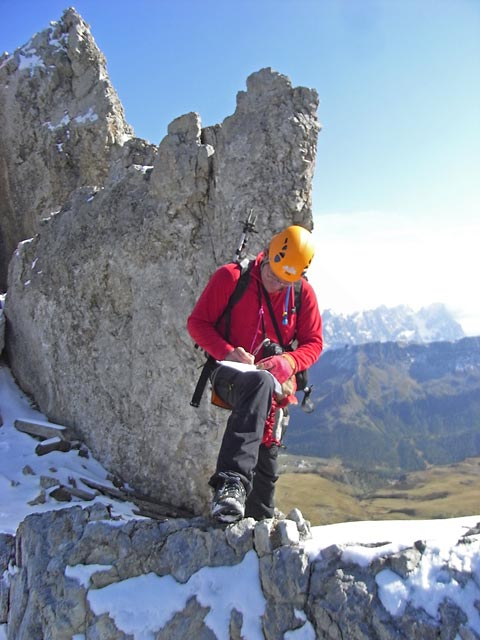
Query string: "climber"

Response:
xmin=187 ymin=225 xmax=323 ymax=523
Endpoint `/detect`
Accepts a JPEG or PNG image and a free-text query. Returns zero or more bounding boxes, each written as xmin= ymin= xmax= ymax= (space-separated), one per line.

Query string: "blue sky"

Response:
xmin=1 ymin=0 xmax=479 ymax=332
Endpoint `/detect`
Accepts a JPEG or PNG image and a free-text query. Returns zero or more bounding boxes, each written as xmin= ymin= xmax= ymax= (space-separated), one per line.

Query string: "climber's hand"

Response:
xmin=256 ymin=354 xmax=295 ymax=384
xmin=224 ymin=346 xmax=255 ymax=365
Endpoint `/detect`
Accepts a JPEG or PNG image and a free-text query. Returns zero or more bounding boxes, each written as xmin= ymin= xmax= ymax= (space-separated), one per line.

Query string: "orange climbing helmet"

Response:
xmin=268 ymin=225 xmax=315 ymax=282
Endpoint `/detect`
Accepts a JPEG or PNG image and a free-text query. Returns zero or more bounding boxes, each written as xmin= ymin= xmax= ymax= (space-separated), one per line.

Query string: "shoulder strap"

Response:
xmin=262 ymin=278 xmax=304 ymax=349
xmin=293 ymin=278 xmax=303 ymax=316
xmin=217 ymin=260 xmax=254 ymax=342
xmin=261 ymin=285 xmax=285 ymax=348
xmin=191 ymin=259 xmax=254 ymax=408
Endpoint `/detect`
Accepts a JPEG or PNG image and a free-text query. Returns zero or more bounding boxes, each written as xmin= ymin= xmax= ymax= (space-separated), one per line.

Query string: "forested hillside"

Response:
xmin=286 ymin=337 xmax=480 ymax=471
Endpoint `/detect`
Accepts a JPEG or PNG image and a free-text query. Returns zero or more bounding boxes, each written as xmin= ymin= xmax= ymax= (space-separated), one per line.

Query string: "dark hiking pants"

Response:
xmin=209 ymin=365 xmax=278 ymax=518
xmin=245 ymin=443 xmax=279 ymax=520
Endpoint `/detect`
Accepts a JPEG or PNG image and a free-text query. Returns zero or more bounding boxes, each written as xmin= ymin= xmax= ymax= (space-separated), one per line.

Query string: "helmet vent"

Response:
xmin=273 ymin=239 xmax=289 ymax=263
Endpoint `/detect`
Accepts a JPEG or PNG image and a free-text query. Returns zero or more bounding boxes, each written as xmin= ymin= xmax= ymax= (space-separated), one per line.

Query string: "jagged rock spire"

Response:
xmin=4 ymin=9 xmax=320 ymax=514
xmin=0 ymin=7 xmax=133 ymax=289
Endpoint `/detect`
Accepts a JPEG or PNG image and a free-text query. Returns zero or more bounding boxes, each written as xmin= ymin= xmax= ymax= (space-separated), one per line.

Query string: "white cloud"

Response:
xmin=309 ymin=211 xmax=480 ymax=336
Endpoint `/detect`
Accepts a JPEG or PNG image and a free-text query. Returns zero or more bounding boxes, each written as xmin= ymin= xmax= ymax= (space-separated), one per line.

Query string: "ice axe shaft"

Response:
xmin=233 ymin=210 xmax=257 ymax=263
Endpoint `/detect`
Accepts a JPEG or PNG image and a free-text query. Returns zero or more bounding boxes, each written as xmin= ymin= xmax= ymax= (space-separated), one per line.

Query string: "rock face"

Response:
xmin=2 ymin=505 xmax=479 ymax=639
xmin=0 ymin=8 xmax=134 ymax=289
xmin=3 ymin=12 xmax=320 ymax=514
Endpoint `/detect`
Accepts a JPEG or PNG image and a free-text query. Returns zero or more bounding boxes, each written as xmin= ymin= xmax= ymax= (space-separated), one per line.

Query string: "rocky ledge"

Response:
xmin=1 ymin=504 xmax=479 ymax=639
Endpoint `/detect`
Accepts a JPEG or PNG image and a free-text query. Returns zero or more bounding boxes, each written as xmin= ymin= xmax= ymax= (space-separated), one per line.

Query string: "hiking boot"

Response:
xmin=211 ymin=474 xmax=246 ymax=523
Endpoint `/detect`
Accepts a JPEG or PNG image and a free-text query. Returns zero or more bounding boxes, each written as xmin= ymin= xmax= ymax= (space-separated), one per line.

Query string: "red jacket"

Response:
xmin=187 ymin=252 xmax=323 ymax=372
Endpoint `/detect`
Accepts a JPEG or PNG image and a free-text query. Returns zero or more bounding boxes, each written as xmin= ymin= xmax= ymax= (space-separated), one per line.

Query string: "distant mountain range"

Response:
xmin=286 ymin=336 xmax=480 ymax=472
xmin=322 ymin=303 xmax=465 ymax=350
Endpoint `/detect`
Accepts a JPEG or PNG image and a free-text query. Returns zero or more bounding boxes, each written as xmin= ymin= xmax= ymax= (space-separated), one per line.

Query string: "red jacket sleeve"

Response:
xmin=187 ymin=265 xmax=240 ymax=361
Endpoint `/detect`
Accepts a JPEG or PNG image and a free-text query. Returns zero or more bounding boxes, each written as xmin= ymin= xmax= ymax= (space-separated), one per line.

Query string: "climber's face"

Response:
xmin=261 ymin=260 xmax=290 ymax=294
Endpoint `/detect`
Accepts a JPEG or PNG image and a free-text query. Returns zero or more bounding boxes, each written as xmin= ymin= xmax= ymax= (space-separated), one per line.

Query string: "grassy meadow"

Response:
xmin=276 ymin=454 xmax=480 ymax=526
